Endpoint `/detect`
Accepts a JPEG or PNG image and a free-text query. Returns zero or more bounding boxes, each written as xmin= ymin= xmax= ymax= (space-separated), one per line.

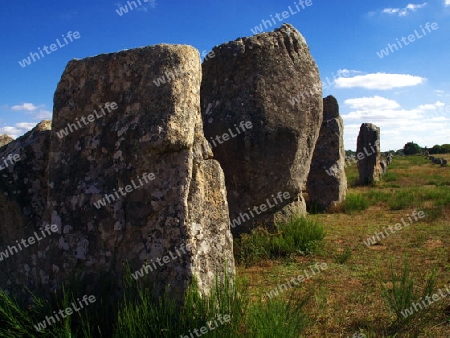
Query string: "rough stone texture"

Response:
xmin=0 ymin=134 xmax=13 ymax=148
xmin=387 ymin=153 xmax=393 ymax=165
xmin=201 ymin=24 xmax=322 ymax=234
xmin=1 ymin=45 xmax=234 ymax=299
xmin=0 ymin=121 xmax=52 ymax=297
xmin=0 ymin=121 xmax=51 ymax=226
xmin=306 ymin=96 xmax=347 ymax=211
xmin=357 ymin=123 xmax=383 ymax=185
xmin=380 ymin=159 xmax=388 ymax=174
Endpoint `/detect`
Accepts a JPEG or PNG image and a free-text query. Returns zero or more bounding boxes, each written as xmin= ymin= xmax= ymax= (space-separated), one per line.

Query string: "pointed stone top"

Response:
xmin=323 ymin=96 xmax=339 ymax=119
xmin=0 ymin=134 xmax=14 ymax=148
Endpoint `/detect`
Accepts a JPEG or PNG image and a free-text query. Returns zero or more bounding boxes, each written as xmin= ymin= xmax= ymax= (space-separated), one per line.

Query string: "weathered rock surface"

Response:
xmin=357 ymin=123 xmax=383 ymax=185
xmin=306 ymin=96 xmax=347 ymax=211
xmin=0 ymin=121 xmax=51 ymax=225
xmin=1 ymin=45 xmax=234 ymax=299
xmin=0 ymin=121 xmax=52 ymax=297
xmin=201 ymin=24 xmax=323 ymax=234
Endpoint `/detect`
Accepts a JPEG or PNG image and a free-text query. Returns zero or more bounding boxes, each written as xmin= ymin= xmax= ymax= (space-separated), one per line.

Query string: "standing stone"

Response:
xmin=1 ymin=45 xmax=234 ymax=299
xmin=380 ymin=159 xmax=388 ymax=174
xmin=306 ymin=96 xmax=347 ymax=211
xmin=201 ymin=24 xmax=322 ymax=234
xmin=357 ymin=123 xmax=383 ymax=185
xmin=387 ymin=153 xmax=393 ymax=165
xmin=0 ymin=134 xmax=13 ymax=148
xmin=0 ymin=121 xmax=52 ymax=298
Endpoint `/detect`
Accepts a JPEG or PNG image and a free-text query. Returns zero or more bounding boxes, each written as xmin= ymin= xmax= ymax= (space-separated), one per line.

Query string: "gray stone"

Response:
xmin=0 ymin=121 xmax=52 ymax=298
xmin=387 ymin=153 xmax=393 ymax=165
xmin=201 ymin=24 xmax=323 ymax=234
xmin=380 ymin=159 xmax=388 ymax=174
xmin=357 ymin=123 xmax=383 ymax=185
xmin=1 ymin=45 xmax=235 ymax=299
xmin=306 ymin=95 xmax=347 ymax=211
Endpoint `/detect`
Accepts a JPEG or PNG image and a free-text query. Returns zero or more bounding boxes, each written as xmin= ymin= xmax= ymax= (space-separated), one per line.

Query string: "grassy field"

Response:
xmin=238 ymin=154 xmax=450 ymax=337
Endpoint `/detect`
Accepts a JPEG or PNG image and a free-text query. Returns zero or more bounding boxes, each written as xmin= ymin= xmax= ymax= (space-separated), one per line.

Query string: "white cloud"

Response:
xmin=335 ymin=73 xmax=426 ymax=90
xmin=406 ymin=3 xmax=427 ymax=10
xmin=343 ymin=97 xmax=447 ymax=120
xmin=336 ymin=69 xmax=363 ymax=77
xmin=417 ymin=101 xmax=445 ymax=110
xmin=382 ymin=8 xmax=400 ymax=14
xmin=380 ymin=2 xmax=427 ymax=16
xmin=0 ymin=122 xmax=36 ymax=139
xmin=11 ymin=103 xmax=38 ymax=111
xmin=342 ymin=97 xmax=450 ymax=150
xmin=9 ymin=102 xmax=52 ymax=120
xmin=446 ymin=0 xmax=450 ymax=6
xmin=345 ymin=96 xmax=400 ymax=111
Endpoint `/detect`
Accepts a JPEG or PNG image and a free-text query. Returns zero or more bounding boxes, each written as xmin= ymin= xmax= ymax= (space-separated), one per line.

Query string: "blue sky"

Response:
xmin=1 ymin=0 xmax=449 ymax=151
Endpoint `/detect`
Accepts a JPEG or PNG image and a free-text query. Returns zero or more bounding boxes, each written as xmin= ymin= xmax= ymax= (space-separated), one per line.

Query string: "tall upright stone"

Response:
xmin=0 ymin=121 xmax=52 ymax=298
xmin=357 ymin=123 xmax=382 ymax=185
xmin=201 ymin=24 xmax=323 ymax=234
xmin=306 ymin=96 xmax=347 ymax=211
xmin=1 ymin=45 xmax=235 ymax=299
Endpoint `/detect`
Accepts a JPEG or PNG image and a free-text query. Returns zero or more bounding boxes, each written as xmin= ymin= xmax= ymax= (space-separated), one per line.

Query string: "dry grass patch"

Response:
xmin=237 ymin=155 xmax=450 ymax=337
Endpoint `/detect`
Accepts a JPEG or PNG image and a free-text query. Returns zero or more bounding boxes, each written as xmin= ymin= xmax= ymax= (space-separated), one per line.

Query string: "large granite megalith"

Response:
xmin=357 ymin=123 xmax=383 ymax=185
xmin=306 ymin=96 xmax=347 ymax=211
xmin=1 ymin=45 xmax=234 ymax=299
xmin=0 ymin=121 xmax=52 ymax=297
xmin=201 ymin=24 xmax=323 ymax=234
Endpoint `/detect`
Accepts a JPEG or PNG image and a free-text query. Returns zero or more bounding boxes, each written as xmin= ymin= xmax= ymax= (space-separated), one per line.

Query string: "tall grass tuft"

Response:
xmin=246 ymin=295 xmax=310 ymax=336
xmin=344 ymin=193 xmax=369 ymax=214
xmin=381 ymin=260 xmax=437 ymax=333
xmin=235 ymin=216 xmax=325 ymax=266
xmin=115 ymin=268 xmax=246 ymax=338
xmin=0 ymin=269 xmax=312 ymax=337
xmin=0 ymin=286 xmax=90 ymax=337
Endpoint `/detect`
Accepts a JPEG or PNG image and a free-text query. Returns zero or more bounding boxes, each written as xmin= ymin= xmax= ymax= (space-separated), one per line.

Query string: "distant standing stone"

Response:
xmin=357 ymin=123 xmax=383 ymax=185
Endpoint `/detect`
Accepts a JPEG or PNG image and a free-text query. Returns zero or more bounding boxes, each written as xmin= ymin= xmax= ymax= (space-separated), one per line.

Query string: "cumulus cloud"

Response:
xmin=446 ymin=0 xmax=450 ymax=6
xmin=343 ymin=97 xmax=447 ymax=121
xmin=342 ymin=98 xmax=449 ymax=150
xmin=335 ymin=73 xmax=426 ymax=90
xmin=345 ymin=96 xmax=400 ymax=111
xmin=11 ymin=103 xmax=38 ymax=111
xmin=381 ymin=2 xmax=427 ymax=16
xmin=9 ymin=102 xmax=52 ymax=121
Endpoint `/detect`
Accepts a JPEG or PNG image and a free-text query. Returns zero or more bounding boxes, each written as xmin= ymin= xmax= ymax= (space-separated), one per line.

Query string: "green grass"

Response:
xmin=0 ymin=272 xmax=311 ymax=337
xmin=387 ymin=186 xmax=450 ymax=210
xmin=0 ymin=286 xmax=91 ymax=337
xmin=246 ymin=296 xmax=310 ymax=336
xmin=234 ymin=216 xmax=325 ymax=267
xmin=381 ymin=260 xmax=437 ymax=334
xmin=383 ymin=172 xmax=398 ymax=182
xmin=344 ymin=193 xmax=369 ymax=214
xmin=366 ymin=190 xmax=392 ymax=204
